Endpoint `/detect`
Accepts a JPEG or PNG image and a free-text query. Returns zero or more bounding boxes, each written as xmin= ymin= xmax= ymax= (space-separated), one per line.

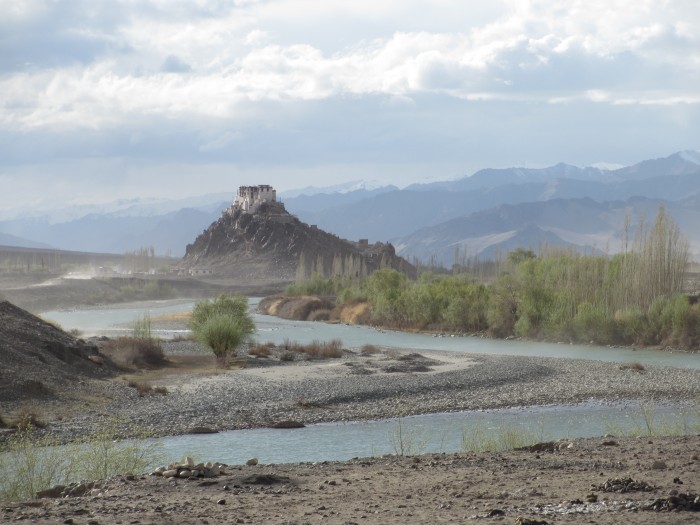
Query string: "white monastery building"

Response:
xmin=232 ymin=185 xmax=276 ymax=214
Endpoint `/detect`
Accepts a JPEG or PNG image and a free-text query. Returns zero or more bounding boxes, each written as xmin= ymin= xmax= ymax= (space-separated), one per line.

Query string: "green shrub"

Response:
xmin=573 ymin=302 xmax=606 ymax=343
xmin=461 ymin=423 xmax=538 ymax=453
xmin=194 ymin=314 xmax=248 ymax=364
xmin=285 ymin=273 xmax=337 ymax=296
xmin=0 ymin=418 xmax=160 ymax=502
xmin=0 ymin=430 xmax=64 ymax=501
xmin=189 ymin=294 xmax=255 ymax=365
xmin=75 ymin=419 xmax=159 ymax=481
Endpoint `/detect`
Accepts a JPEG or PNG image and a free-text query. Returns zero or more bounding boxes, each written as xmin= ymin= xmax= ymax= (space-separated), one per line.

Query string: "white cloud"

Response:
xmin=1 ymin=0 xmax=698 ymax=132
xmin=0 ymin=0 xmax=698 ymax=205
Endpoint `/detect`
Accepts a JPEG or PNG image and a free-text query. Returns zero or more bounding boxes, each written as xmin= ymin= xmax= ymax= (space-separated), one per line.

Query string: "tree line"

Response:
xmin=287 ymin=205 xmax=699 ymax=349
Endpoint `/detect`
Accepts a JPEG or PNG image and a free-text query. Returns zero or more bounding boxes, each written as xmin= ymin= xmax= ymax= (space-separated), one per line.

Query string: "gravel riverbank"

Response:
xmin=45 ymin=343 xmax=700 ymax=442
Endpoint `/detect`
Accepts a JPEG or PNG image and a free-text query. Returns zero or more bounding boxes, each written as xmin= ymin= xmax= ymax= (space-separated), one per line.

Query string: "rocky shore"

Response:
xmin=5 ymin=435 xmax=700 ymax=524
xmin=42 ymin=341 xmax=700 ymax=443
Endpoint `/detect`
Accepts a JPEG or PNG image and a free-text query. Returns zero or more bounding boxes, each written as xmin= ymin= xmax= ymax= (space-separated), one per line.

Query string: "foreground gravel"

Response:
xmin=45 ymin=344 xmax=700 ymax=442
xmin=6 ymin=435 xmax=700 ymax=525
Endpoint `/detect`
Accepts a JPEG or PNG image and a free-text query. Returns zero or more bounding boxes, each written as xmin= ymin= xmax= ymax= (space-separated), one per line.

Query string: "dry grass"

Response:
xmin=360 ymin=344 xmax=381 ymax=355
xmin=10 ymin=404 xmax=46 ymax=430
xmin=286 ymin=339 xmax=344 ymax=359
xmin=149 ymin=311 xmax=192 ymax=322
xmin=101 ymin=337 xmax=166 ymax=370
xmin=339 ymin=301 xmax=371 ymax=324
xmin=126 ymin=380 xmax=168 ymax=397
xmin=249 ymin=342 xmax=275 ymax=358
xmin=308 ymin=309 xmax=332 ymax=321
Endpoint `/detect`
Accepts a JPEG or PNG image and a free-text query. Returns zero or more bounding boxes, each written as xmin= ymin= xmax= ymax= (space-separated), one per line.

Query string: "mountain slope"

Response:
xmin=394 ymin=197 xmax=700 ymax=266
xmin=180 ymin=201 xmax=415 ymax=281
xmin=0 ymin=300 xmax=114 ymax=403
xmin=287 ymin=168 xmax=700 ymax=243
xmin=0 ymin=232 xmax=51 ymax=249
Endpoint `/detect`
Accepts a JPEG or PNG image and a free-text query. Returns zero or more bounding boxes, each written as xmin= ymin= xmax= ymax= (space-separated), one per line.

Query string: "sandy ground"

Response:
xmin=234 ymin=352 xmax=476 ymax=382
xmin=4 ymin=436 xmax=699 ymax=524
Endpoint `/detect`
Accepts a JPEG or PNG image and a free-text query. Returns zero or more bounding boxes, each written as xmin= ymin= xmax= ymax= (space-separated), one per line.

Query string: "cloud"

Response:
xmin=1 ymin=0 xmax=696 ymax=133
xmin=0 ymin=0 xmax=698 ymax=207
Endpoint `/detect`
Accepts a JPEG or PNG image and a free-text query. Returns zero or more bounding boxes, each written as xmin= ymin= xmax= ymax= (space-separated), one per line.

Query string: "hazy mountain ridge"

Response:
xmin=284 ymin=160 xmax=700 ymax=243
xmin=394 ymin=196 xmax=700 ymax=267
xmin=0 ymin=151 xmax=698 ymax=261
xmin=0 ymin=232 xmax=51 ymax=249
xmin=0 ymin=205 xmax=228 ymax=256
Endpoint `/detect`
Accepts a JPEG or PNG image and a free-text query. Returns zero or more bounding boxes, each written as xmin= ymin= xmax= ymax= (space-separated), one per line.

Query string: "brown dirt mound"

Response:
xmin=0 ymin=300 xmax=115 ymax=404
xmin=258 ymin=295 xmax=335 ymax=321
xmin=338 ymin=301 xmax=371 ymax=324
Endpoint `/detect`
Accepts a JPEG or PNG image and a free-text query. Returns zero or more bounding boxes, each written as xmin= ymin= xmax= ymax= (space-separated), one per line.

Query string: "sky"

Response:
xmin=1 ymin=0 xmax=699 ymax=212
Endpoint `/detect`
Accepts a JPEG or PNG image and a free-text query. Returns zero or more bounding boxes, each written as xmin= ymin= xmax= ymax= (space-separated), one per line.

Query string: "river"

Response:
xmin=39 ymin=298 xmax=700 ymax=465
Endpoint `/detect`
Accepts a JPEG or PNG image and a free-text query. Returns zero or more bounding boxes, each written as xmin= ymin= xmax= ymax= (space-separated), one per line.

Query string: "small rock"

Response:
xmin=87 ymin=355 xmax=104 ymax=366
xmin=189 ymin=426 xmax=218 ymax=434
xmin=515 ymin=518 xmax=548 ymax=525
xmin=217 ymin=499 xmax=226 ymax=505
xmin=270 ymin=420 xmax=305 ymax=429
xmin=162 ymin=469 xmax=178 ymax=478
xmin=246 ymin=458 xmax=259 ymax=466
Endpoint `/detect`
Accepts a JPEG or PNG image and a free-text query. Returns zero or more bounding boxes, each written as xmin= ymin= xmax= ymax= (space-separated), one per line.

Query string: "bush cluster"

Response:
xmin=286 ymin=206 xmax=698 ymax=349
xmin=0 ymin=418 xmax=159 ymax=502
xmin=282 ymin=338 xmax=344 ymax=359
xmin=189 ymin=294 xmax=255 ymax=366
xmin=101 ymin=336 xmax=165 ymax=369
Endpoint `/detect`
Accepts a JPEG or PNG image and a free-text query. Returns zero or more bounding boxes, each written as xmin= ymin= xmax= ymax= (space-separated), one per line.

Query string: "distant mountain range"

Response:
xmin=1 ymin=151 xmax=699 ymax=265
xmin=0 ymin=232 xmax=51 ymax=249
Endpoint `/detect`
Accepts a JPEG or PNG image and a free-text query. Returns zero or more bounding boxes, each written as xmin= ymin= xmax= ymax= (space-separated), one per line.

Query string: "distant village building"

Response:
xmin=232 ymin=185 xmax=276 ymax=214
xmin=188 ymin=268 xmax=214 ymax=276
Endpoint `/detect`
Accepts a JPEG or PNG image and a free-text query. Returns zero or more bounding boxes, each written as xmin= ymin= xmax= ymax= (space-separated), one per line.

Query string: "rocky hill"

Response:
xmin=180 ymin=201 xmax=415 ymax=280
xmin=0 ymin=301 xmax=114 ymax=406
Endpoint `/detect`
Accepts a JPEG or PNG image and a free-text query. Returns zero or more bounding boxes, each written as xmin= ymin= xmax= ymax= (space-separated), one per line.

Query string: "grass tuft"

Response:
xmin=286 ymin=339 xmax=344 ymax=359
xmin=360 ymin=344 xmax=381 ymax=355
xmin=249 ymin=342 xmax=275 ymax=358
xmin=101 ymin=337 xmax=166 ymax=369
xmin=127 ymin=380 xmax=168 ymax=397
